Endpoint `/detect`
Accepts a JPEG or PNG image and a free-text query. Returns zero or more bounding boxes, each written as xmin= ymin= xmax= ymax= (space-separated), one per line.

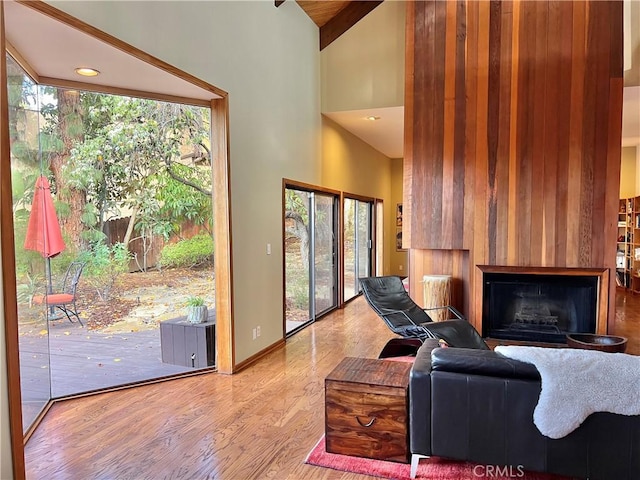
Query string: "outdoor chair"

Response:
xmin=34 ymin=261 xmax=86 ymax=326
xmin=359 ymin=276 xmax=489 ymax=352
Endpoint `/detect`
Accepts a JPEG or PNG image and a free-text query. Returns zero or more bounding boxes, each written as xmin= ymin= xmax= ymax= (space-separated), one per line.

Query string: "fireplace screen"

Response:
xmin=482 ymin=273 xmax=598 ymax=343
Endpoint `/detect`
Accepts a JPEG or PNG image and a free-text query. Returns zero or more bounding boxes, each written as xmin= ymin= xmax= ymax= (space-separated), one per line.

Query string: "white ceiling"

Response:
xmin=324 ymin=106 xmax=404 ymax=159
xmin=3 ymin=0 xmax=220 ymax=102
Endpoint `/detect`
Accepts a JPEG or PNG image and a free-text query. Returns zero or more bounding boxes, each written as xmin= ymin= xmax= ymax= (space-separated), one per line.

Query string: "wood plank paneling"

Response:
xmin=404 ymin=0 xmax=623 ymax=327
xmin=403 ymin=3 xmax=415 ymax=249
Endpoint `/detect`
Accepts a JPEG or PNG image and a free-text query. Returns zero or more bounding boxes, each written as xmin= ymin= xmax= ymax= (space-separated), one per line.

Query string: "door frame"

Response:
xmin=341 ymin=193 xmax=376 ymax=305
xmin=282 ymin=179 xmax=341 ymax=337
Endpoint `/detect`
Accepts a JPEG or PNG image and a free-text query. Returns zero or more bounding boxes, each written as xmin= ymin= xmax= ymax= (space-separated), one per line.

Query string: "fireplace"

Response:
xmin=478 ymin=266 xmax=608 ymax=343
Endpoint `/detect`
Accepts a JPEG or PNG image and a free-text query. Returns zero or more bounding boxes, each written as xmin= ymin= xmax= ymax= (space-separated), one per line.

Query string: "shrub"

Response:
xmin=159 ymin=234 xmax=214 ymax=269
xmin=78 ymin=241 xmax=131 ymax=301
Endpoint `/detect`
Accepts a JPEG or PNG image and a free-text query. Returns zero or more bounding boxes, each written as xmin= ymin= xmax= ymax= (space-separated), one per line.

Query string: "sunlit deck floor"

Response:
xmin=19 ymin=318 xmax=204 ymax=402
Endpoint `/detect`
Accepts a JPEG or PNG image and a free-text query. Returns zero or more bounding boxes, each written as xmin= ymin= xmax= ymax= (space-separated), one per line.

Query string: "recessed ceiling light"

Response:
xmin=366 ymin=116 xmax=381 ymax=121
xmin=75 ymin=67 xmax=100 ymax=77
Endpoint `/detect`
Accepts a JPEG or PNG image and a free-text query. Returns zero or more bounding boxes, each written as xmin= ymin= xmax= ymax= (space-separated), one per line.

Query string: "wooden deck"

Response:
xmin=19 ymin=319 xmax=204 ymax=430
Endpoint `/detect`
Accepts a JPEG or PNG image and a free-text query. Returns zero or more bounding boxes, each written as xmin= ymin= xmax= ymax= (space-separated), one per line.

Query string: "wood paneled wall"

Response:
xmin=404 ymin=0 xmax=624 ymax=329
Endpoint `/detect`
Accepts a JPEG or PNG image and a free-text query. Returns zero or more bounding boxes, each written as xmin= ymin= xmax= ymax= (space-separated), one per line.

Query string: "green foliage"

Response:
xmin=285 ymin=190 xmax=309 ymax=223
xmin=155 ymin=164 xmax=213 ymax=230
xmin=287 ymin=279 xmax=310 ymax=310
xmin=61 ymin=93 xmax=213 ymax=242
xmin=185 ymin=296 xmax=205 ymax=307
xmin=78 ymin=241 xmax=131 ymax=301
xmin=16 ymin=272 xmax=42 ymax=307
xmin=159 ymin=234 xmax=214 ymax=269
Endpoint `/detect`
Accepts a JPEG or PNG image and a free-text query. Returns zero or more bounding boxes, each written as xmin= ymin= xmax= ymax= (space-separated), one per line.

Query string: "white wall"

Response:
xmin=48 ymin=0 xmax=321 ymax=363
xmin=321 ymin=0 xmax=405 ymax=112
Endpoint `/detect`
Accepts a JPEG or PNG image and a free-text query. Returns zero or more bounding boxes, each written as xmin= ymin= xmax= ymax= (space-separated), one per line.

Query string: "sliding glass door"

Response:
xmin=343 ymin=197 xmax=373 ymax=302
xmin=284 ymin=185 xmax=338 ymax=335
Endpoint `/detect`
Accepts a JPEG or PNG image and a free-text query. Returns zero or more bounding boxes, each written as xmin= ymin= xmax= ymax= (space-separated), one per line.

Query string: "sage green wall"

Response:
xmin=47 ymin=0 xmax=320 ymax=364
xmin=321 ymin=0 xmax=405 ymax=112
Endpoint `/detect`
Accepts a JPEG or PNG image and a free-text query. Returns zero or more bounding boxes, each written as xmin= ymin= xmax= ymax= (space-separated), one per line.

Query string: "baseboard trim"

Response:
xmin=233 ymin=339 xmax=286 ymax=373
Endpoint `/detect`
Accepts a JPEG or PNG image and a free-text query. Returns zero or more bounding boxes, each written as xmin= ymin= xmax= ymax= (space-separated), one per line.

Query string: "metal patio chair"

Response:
xmin=34 ymin=261 xmax=86 ymax=326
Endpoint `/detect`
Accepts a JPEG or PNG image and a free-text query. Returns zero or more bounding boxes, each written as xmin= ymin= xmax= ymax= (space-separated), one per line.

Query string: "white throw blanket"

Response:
xmin=494 ymin=345 xmax=640 ymax=439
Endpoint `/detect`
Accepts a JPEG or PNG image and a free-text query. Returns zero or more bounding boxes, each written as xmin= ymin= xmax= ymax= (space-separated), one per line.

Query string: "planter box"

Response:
xmin=160 ymin=314 xmax=215 ymax=368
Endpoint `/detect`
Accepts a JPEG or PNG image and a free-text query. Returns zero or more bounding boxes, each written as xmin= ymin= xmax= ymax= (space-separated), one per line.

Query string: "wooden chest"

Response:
xmin=324 ymin=357 xmax=411 ymax=463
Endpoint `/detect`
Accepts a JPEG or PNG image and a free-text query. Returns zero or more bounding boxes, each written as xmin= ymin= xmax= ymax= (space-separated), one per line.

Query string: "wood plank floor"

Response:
xmin=24 ymin=291 xmax=640 ymax=479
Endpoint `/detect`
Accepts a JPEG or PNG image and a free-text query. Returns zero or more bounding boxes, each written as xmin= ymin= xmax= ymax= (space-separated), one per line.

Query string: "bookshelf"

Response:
xmin=617 ymin=196 xmax=640 ymax=292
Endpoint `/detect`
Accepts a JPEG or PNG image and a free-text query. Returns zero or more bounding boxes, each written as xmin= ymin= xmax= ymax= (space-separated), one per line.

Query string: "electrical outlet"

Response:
xmin=252 ymin=328 xmax=257 ymax=340
xmin=256 ymin=325 xmax=261 ymax=337
xmin=266 ymin=243 xmax=271 ymax=255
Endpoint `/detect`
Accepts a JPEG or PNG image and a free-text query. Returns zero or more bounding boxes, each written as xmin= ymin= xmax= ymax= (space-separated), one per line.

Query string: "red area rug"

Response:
xmin=305 ymin=437 xmax=575 ymax=480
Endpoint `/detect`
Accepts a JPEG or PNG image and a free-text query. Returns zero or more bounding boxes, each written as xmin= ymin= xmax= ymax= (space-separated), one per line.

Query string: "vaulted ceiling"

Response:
xmin=287 ymin=0 xmax=383 ymax=49
xmin=5 ymin=0 xmax=638 ymax=156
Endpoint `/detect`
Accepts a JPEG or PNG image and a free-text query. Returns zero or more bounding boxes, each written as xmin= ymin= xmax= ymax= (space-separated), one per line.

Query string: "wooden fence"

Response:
xmin=103 ymin=217 xmax=208 ymax=272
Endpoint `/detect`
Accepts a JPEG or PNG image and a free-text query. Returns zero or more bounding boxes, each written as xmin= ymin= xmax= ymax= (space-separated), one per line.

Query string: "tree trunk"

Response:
xmin=123 ymin=206 xmax=139 ymax=247
xmin=285 ymin=210 xmax=310 ymax=268
xmin=49 ymin=89 xmax=86 ymax=252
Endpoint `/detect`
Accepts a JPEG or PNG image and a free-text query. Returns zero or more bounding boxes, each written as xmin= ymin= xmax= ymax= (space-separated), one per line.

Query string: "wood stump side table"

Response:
xmin=422 ymin=274 xmax=452 ymax=321
xmin=324 ymin=356 xmax=412 ymax=463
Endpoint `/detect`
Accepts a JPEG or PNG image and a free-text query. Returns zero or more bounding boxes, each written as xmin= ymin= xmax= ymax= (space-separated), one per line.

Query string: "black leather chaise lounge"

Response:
xmin=359 ymin=275 xmax=489 ymax=351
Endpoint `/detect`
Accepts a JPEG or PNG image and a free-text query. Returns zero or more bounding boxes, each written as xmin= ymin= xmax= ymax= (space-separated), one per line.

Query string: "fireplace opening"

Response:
xmin=482 ymin=273 xmax=598 ymax=343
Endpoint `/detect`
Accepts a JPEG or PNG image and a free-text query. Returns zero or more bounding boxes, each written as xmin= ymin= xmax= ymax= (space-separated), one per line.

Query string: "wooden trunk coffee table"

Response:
xmin=325 ymin=356 xmax=412 ymax=463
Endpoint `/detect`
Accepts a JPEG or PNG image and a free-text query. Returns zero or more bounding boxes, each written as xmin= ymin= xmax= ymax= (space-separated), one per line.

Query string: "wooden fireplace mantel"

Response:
xmin=475 ymin=265 xmax=609 ymax=337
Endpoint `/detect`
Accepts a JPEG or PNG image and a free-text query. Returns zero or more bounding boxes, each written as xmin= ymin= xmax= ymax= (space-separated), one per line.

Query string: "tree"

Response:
xmin=285 ymin=190 xmax=310 ymax=267
xmin=46 ymin=88 xmax=87 ymax=251
xmin=62 ymin=94 xmax=212 ymax=267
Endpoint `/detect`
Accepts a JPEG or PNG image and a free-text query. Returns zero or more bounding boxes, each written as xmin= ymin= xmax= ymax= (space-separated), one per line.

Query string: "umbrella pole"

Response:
xmin=45 ymin=257 xmax=61 ymax=320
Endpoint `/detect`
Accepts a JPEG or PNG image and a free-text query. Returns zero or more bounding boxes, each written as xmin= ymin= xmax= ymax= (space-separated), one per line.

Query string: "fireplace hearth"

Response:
xmin=481 ymin=269 xmax=602 ymax=343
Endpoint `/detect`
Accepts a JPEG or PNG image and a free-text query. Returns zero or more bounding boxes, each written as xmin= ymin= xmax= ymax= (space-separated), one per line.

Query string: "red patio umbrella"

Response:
xmin=24 ymin=175 xmax=66 ymax=297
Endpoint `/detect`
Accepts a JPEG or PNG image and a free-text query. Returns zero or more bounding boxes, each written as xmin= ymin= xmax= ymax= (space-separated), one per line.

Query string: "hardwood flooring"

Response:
xmin=25 ymin=297 xmax=394 ymax=480
xmin=24 ymin=291 xmax=640 ymax=479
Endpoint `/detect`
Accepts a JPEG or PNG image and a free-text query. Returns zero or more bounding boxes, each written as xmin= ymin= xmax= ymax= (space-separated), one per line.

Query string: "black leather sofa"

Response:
xmin=409 ymin=344 xmax=640 ymax=480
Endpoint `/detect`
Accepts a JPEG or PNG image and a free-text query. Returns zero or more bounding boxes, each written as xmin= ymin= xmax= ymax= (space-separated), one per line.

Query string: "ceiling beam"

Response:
xmin=320 ymin=0 xmax=383 ymax=50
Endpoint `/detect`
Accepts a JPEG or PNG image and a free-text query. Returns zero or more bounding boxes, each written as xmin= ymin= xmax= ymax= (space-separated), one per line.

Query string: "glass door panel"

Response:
xmin=7 ymin=54 xmax=52 ymax=432
xmin=284 ymin=186 xmax=338 ymax=335
xmin=343 ymin=198 xmax=373 ymax=302
xmin=313 ymin=193 xmax=337 ymax=316
xmin=343 ymin=199 xmax=357 ymax=301
xmin=356 ymin=200 xmax=371 ymax=286
xmin=284 ymin=188 xmax=312 ymax=332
